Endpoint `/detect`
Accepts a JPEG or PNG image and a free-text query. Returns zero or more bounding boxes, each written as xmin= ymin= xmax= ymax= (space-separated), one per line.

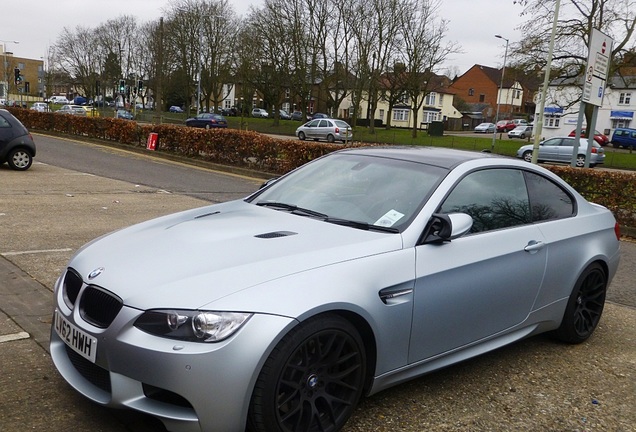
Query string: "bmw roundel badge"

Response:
xmin=88 ymin=267 xmax=105 ymax=280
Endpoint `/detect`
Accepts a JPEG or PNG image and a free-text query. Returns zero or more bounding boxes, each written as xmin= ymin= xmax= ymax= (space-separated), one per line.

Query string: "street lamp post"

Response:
xmin=1 ymin=40 xmax=19 ymax=100
xmin=491 ymin=34 xmax=509 ymax=150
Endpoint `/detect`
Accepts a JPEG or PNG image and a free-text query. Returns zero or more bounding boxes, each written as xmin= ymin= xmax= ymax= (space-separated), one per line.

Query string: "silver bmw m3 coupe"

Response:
xmin=51 ymin=147 xmax=621 ymax=432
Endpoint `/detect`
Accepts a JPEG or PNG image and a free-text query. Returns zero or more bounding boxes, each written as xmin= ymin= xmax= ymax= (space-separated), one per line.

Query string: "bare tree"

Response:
xmin=53 ymin=26 xmax=102 ymax=100
xmin=248 ymin=0 xmax=295 ymax=125
xmin=513 ymin=0 xmax=636 ymax=125
xmin=400 ymin=0 xmax=460 ymax=138
xmin=348 ymin=0 xmax=407 ymax=133
xmin=164 ymin=0 xmax=205 ymax=115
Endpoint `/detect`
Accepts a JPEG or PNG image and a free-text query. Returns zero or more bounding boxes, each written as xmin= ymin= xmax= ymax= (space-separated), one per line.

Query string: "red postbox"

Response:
xmin=146 ymin=133 xmax=158 ymax=151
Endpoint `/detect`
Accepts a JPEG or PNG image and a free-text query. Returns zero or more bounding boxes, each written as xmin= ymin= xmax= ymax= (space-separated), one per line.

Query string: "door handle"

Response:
xmin=524 ymin=240 xmax=545 ymax=253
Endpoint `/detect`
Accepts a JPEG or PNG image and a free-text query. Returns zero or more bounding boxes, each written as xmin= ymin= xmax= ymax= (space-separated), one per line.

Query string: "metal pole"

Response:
xmin=491 ymin=35 xmax=508 ymax=150
xmin=531 ymin=0 xmax=561 ymax=164
xmin=1 ymin=40 xmax=19 ymax=100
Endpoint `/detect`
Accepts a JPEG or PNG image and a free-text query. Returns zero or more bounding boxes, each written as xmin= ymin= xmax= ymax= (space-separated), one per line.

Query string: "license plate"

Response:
xmin=54 ymin=309 xmax=97 ymax=363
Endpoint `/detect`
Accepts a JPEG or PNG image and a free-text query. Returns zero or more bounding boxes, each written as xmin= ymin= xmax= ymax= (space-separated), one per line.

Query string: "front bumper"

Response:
xmin=50 ymin=299 xmax=294 ymax=432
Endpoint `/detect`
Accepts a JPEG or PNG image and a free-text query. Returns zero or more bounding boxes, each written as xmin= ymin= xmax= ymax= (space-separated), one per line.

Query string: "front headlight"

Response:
xmin=134 ymin=310 xmax=252 ymax=342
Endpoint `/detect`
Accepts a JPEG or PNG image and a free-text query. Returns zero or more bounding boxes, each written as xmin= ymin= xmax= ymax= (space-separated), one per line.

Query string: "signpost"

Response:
xmin=582 ymin=29 xmax=612 ymax=108
xmin=573 ymin=28 xmax=614 ymax=168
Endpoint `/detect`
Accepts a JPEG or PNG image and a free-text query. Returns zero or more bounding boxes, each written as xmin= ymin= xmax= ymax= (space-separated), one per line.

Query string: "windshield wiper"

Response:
xmin=256 ymin=202 xmax=328 ymax=218
xmin=256 ymin=202 xmax=398 ymax=233
xmin=324 ymin=217 xmax=399 ymax=233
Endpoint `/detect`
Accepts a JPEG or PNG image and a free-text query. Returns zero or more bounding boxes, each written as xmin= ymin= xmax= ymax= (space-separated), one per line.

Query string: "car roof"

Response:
xmin=338 ymin=146 xmax=503 ymax=169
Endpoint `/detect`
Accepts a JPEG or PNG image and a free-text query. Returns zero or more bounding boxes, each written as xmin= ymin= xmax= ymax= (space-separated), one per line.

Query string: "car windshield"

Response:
xmin=249 ymin=153 xmax=446 ymax=231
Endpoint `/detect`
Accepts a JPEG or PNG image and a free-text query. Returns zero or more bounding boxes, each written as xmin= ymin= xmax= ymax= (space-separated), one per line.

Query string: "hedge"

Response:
xmin=9 ymin=108 xmax=636 ymax=233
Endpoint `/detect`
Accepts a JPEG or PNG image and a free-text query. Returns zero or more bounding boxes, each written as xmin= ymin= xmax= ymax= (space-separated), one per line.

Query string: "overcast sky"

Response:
xmin=1 ymin=0 xmax=526 ymax=75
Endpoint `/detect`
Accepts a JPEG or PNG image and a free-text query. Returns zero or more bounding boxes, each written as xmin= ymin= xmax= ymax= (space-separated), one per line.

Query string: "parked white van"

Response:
xmin=49 ymin=96 xmax=69 ymax=104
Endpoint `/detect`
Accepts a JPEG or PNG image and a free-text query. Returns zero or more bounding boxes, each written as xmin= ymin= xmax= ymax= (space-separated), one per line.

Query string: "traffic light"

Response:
xmin=137 ymin=80 xmax=143 ymax=92
xmin=119 ymin=79 xmax=125 ymax=93
xmin=14 ymin=68 xmax=20 ymax=85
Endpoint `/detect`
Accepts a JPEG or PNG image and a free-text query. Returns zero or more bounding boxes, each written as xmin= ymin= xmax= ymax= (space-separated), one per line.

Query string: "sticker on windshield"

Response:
xmin=375 ymin=210 xmax=405 ymax=227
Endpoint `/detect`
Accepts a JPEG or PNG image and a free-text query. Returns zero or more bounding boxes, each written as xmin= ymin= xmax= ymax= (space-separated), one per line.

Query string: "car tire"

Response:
xmin=7 ymin=148 xmax=33 ymax=171
xmin=522 ymin=150 xmax=533 ymax=163
xmin=205 ymin=124 xmax=211 ymax=130
xmin=298 ymin=132 xmax=306 ymax=140
xmin=575 ymin=155 xmax=585 ymax=167
xmin=248 ymin=314 xmax=366 ymax=432
xmin=327 ymin=134 xmax=335 ymax=143
xmin=553 ymin=263 xmax=607 ymax=344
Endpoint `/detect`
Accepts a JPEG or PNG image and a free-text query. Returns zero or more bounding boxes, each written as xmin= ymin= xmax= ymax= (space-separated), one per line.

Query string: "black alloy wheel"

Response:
xmin=249 ymin=314 xmax=366 ymax=432
xmin=554 ymin=263 xmax=607 ymax=344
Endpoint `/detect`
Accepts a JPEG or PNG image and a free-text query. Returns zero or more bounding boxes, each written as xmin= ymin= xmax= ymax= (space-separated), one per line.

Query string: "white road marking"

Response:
xmin=1 ymin=248 xmax=73 ymax=257
xmin=0 ymin=332 xmax=30 ymax=343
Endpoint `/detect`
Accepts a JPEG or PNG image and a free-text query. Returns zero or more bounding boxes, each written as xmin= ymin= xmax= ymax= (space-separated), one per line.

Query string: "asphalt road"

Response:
xmin=0 ymin=133 xmax=634 ymax=432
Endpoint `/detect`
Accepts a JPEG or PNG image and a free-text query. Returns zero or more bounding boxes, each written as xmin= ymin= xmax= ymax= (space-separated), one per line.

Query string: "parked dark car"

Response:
xmin=185 ymin=113 xmax=228 ymax=129
xmin=610 ymin=127 xmax=636 ymax=149
xmin=221 ymin=107 xmax=238 ymax=117
xmin=277 ymin=109 xmax=291 ymax=120
xmin=290 ymin=110 xmax=304 ymax=121
xmin=0 ymin=108 xmax=36 ymax=170
xmin=311 ymin=112 xmax=330 ymax=119
xmin=116 ymin=109 xmax=134 ymax=120
xmin=169 ymin=106 xmax=184 ymax=113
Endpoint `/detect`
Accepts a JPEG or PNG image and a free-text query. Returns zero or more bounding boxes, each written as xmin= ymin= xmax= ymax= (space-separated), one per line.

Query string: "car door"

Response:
xmin=0 ymin=112 xmax=13 ymax=149
xmin=539 ymin=137 xmax=562 ymax=161
xmin=556 ymin=138 xmax=577 ymax=163
xmin=305 ymin=120 xmax=320 ymax=139
xmin=408 ymin=168 xmax=547 ymax=363
xmin=317 ymin=119 xmax=332 ymax=140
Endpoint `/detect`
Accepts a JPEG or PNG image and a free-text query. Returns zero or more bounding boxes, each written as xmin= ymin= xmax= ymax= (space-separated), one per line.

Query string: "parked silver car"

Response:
xmin=474 ymin=122 xmax=496 ymax=133
xmin=508 ymin=125 xmax=533 ymax=139
xmin=517 ymin=136 xmax=605 ymax=167
xmin=51 ymin=147 xmax=620 ymax=432
xmin=296 ymin=118 xmax=353 ymax=143
xmin=251 ymin=108 xmax=269 ymax=118
xmin=56 ymin=104 xmax=87 ymax=116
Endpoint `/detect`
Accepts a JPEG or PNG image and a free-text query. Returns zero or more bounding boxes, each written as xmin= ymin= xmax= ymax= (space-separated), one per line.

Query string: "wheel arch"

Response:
xmin=330 ymin=309 xmax=378 ymax=395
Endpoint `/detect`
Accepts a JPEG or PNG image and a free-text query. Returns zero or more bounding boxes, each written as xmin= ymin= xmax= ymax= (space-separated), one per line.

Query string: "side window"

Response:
xmin=440 ymin=169 xmax=531 ymax=233
xmin=0 ymin=115 xmax=10 ymax=128
xmin=524 ymin=171 xmax=575 ymax=221
xmin=543 ymin=138 xmax=561 ymax=146
xmin=319 ymin=120 xmax=329 ymax=127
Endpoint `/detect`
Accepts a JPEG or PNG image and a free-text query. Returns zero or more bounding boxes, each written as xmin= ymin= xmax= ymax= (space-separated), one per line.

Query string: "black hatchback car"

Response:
xmin=0 ymin=109 xmax=36 ymax=170
xmin=184 ymin=113 xmax=228 ymax=129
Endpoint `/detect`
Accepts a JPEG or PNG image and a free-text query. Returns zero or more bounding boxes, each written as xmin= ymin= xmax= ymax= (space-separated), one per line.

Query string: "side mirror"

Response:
xmin=421 ymin=213 xmax=473 ymax=244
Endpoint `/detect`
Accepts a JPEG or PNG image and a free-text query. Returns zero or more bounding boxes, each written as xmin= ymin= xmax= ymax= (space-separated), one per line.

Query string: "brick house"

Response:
xmin=449 ymin=64 xmax=537 ymax=127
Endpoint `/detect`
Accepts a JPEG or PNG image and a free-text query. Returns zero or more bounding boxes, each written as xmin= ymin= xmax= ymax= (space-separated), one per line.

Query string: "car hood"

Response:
xmin=68 ymin=200 xmax=403 ymax=310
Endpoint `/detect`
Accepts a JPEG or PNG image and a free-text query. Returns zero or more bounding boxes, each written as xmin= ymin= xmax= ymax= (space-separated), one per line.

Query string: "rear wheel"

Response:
xmin=327 ymin=134 xmax=335 ymax=143
xmin=575 ymin=155 xmax=585 ymax=167
xmin=7 ymin=148 xmax=33 ymax=171
xmin=248 ymin=314 xmax=366 ymax=432
xmin=553 ymin=263 xmax=607 ymax=344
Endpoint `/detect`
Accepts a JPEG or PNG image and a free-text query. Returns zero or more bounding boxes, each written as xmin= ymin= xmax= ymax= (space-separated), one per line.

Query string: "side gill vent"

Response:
xmin=255 ymin=231 xmax=298 ymax=239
